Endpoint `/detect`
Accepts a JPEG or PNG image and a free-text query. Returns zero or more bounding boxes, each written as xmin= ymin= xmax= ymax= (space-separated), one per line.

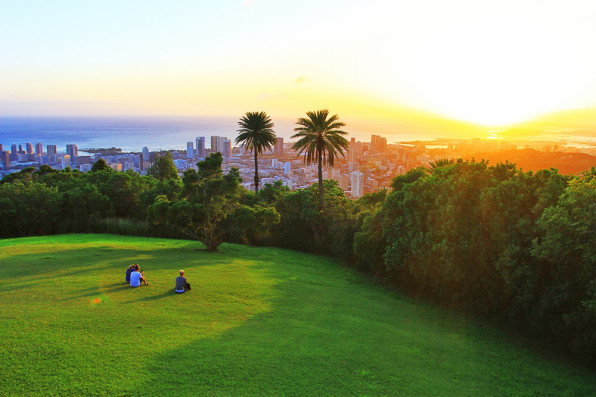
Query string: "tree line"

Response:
xmin=1 ymin=110 xmax=594 ymax=364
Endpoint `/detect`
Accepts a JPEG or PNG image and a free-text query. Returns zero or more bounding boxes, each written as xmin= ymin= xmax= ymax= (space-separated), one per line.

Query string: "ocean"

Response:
xmin=0 ymin=116 xmax=263 ymax=152
xmin=0 ymin=116 xmax=429 ymax=152
xmin=1 ymin=116 xmax=594 ymax=153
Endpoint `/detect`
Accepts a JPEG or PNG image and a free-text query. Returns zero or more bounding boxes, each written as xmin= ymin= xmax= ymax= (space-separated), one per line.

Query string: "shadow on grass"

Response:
xmin=122 ymin=262 xmax=596 ymax=397
xmin=61 ymin=283 xmax=134 ymax=300
xmin=0 ymin=242 xmax=237 ymax=302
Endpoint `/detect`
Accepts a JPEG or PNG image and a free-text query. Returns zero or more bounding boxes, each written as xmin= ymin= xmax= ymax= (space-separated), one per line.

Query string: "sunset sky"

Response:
xmin=2 ymin=0 xmax=596 ymax=131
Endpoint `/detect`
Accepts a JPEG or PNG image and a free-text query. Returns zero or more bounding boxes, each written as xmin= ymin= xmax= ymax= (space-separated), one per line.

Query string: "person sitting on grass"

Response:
xmin=130 ymin=264 xmax=148 ymax=287
xmin=125 ymin=264 xmax=134 ymax=284
xmin=175 ymin=270 xmax=191 ymax=293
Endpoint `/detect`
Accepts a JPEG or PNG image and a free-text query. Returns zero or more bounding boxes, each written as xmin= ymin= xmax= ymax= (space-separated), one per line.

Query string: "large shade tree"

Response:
xmin=292 ymin=109 xmax=349 ymax=211
xmin=236 ymin=111 xmax=277 ymax=195
xmin=147 ymin=152 xmax=179 ymax=181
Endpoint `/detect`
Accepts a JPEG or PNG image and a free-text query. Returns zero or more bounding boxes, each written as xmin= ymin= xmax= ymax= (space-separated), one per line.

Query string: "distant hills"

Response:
xmin=465 ymin=148 xmax=596 ymax=174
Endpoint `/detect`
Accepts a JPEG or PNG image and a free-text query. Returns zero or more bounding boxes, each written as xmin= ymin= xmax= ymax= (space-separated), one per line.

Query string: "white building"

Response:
xmin=174 ymin=159 xmax=188 ymax=171
xmin=61 ymin=155 xmax=71 ymax=169
xmin=79 ymin=164 xmax=93 ymax=172
xmin=350 ymin=170 xmax=364 ymax=198
xmin=211 ymin=136 xmax=226 ymax=153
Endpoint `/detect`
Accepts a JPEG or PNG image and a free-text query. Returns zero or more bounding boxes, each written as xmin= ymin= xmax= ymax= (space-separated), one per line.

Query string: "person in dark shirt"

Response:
xmin=175 ymin=270 xmax=191 ymax=293
xmin=125 ymin=264 xmax=134 ymax=284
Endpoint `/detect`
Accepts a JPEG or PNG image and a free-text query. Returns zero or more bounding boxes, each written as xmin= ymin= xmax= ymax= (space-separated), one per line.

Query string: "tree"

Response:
xmin=531 ymin=169 xmax=596 ymax=358
xmin=292 ymin=109 xmax=349 ymax=211
xmin=427 ymin=158 xmax=455 ymax=174
xmin=90 ymin=158 xmax=111 ymax=172
xmin=148 ymin=152 xmax=278 ymax=251
xmin=0 ymin=167 xmax=35 ymax=185
xmin=147 ymin=152 xmax=179 ymax=181
xmin=270 ymin=179 xmax=349 ymax=253
xmin=235 ymin=111 xmax=277 ymax=195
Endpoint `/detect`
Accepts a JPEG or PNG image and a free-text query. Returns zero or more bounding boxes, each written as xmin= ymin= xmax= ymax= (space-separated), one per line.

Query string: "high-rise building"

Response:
xmin=66 ymin=144 xmax=78 ymax=158
xmin=370 ymin=134 xmax=387 ymax=152
xmin=10 ymin=144 xmax=18 ymax=161
xmin=18 ymin=144 xmax=24 ymax=154
xmin=284 ymin=161 xmax=291 ymax=174
xmin=196 ymin=137 xmax=205 ymax=157
xmin=0 ymin=144 xmax=3 ymax=153
xmin=35 ymin=143 xmax=43 ymax=156
xmin=62 ymin=155 xmax=71 ymax=169
xmin=350 ymin=170 xmax=364 ymax=198
xmin=348 ymin=138 xmax=362 ymax=162
xmin=142 ymin=146 xmax=149 ymax=160
xmin=223 ymin=139 xmax=232 ymax=160
xmin=275 ymin=137 xmax=284 ymax=155
xmin=211 ymin=136 xmax=226 ymax=153
xmin=187 ymin=141 xmax=194 ymax=158
xmin=47 ymin=145 xmax=57 ymax=156
xmin=339 ymin=174 xmax=350 ymax=190
xmin=1 ymin=151 xmax=9 ymax=169
xmin=26 ymin=143 xmax=33 ymax=154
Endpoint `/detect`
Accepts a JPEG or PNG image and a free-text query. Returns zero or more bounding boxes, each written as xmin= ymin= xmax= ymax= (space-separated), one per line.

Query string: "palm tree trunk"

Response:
xmin=318 ymin=151 xmax=324 ymax=212
xmin=254 ymin=151 xmax=259 ymax=195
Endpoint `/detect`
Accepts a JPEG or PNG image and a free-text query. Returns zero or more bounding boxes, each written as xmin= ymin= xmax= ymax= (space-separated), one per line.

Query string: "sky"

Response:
xmin=2 ymin=0 xmax=596 ymax=131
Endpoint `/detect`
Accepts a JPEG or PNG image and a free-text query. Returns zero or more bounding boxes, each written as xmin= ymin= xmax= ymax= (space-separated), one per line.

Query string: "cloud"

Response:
xmin=242 ymin=0 xmax=256 ymax=6
xmin=295 ymin=75 xmax=311 ymax=84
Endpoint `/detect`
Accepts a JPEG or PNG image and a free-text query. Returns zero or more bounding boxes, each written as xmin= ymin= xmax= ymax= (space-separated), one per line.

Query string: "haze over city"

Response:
xmin=2 ymin=0 xmax=596 ymax=141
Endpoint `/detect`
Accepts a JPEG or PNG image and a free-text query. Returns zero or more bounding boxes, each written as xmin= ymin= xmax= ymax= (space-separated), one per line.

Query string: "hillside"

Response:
xmin=465 ymin=149 xmax=596 ymax=174
xmin=0 ymin=235 xmax=594 ymax=396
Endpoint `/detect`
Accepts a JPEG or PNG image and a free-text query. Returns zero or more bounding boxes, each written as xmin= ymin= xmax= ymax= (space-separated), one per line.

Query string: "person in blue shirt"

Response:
xmin=125 ymin=264 xmax=134 ymax=284
xmin=130 ymin=264 xmax=148 ymax=287
xmin=175 ymin=270 xmax=191 ymax=293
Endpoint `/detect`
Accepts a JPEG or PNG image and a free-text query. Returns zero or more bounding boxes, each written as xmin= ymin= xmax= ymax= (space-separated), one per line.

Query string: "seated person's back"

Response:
xmin=175 ymin=270 xmax=191 ymax=293
xmin=130 ymin=264 xmax=146 ymax=287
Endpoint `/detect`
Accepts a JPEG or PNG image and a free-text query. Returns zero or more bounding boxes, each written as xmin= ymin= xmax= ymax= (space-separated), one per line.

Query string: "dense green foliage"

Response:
xmin=353 ymin=162 xmax=596 ymax=363
xmin=146 ymin=152 xmax=179 ymax=181
xmin=235 ymin=111 xmax=277 ymax=194
xmin=2 ymin=234 xmax=595 ymax=395
xmin=1 ymin=156 xmax=594 ymax=364
xmin=148 ymin=153 xmax=279 ymax=251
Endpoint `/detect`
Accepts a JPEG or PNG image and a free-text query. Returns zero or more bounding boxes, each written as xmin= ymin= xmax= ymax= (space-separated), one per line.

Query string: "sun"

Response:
xmin=360 ymin=0 xmax=596 ymax=128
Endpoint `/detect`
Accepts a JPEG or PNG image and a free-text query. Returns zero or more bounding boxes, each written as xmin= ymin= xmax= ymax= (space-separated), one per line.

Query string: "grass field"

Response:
xmin=0 ymin=234 xmax=594 ymax=396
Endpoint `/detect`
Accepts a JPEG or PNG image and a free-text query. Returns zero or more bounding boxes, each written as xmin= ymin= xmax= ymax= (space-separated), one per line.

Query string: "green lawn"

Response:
xmin=0 ymin=234 xmax=594 ymax=396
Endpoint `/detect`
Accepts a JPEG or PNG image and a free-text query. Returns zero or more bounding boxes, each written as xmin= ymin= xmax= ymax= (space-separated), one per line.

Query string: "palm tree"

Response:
xmin=292 ymin=109 xmax=349 ymax=211
xmin=427 ymin=158 xmax=455 ymax=174
xmin=236 ymin=111 xmax=277 ymax=195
